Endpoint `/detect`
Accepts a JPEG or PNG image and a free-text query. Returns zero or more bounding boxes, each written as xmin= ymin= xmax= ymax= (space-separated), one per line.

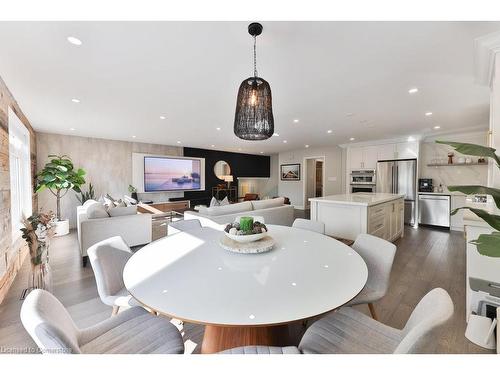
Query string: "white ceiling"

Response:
xmin=0 ymin=21 xmax=499 ymax=155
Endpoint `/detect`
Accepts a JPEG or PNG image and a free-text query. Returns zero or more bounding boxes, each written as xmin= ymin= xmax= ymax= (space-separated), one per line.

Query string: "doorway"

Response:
xmin=304 ymin=156 xmax=325 ymax=209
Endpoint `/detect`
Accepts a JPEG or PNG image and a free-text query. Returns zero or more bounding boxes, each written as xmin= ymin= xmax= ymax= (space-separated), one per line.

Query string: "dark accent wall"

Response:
xmin=183 ymin=147 xmax=270 ymax=205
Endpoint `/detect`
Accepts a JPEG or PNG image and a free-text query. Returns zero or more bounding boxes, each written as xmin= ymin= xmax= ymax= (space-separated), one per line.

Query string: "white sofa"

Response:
xmin=77 ymin=200 xmax=152 ymax=267
xmin=184 ymin=197 xmax=294 ymax=229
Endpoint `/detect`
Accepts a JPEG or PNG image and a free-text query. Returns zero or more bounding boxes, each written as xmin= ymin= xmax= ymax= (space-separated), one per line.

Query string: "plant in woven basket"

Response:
xmin=436 ymin=141 xmax=500 ymax=257
xmin=76 ymin=182 xmax=96 ymax=205
xmin=21 ymin=212 xmax=56 ymax=291
xmin=35 ymin=154 xmax=86 ymax=221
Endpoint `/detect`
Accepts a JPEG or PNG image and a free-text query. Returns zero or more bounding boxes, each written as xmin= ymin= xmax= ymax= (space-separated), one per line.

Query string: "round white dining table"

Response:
xmin=123 ymin=225 xmax=368 ymax=353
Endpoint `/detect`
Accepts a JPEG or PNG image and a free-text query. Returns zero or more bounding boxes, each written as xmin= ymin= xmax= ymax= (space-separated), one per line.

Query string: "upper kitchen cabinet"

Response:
xmin=349 ymin=146 xmax=378 ymax=170
xmin=395 ymin=141 xmax=418 ymax=159
xmin=377 ymin=142 xmax=418 ymax=161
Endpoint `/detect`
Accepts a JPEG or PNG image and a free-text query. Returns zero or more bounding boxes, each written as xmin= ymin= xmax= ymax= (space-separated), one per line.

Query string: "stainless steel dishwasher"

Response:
xmin=418 ymin=194 xmax=450 ymax=228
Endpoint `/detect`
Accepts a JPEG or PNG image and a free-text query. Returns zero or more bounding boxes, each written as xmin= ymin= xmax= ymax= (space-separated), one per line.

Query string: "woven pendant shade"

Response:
xmin=234 ymin=76 xmax=274 ymax=140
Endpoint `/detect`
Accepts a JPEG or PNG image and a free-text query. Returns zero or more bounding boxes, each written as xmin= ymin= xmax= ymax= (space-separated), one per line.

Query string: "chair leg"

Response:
xmin=112 ymin=305 xmax=120 ymax=316
xmin=368 ymin=303 xmax=378 ymax=321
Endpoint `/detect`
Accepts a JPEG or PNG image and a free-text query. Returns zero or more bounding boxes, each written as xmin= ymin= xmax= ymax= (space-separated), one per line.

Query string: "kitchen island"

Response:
xmin=309 ymin=193 xmax=405 ymax=241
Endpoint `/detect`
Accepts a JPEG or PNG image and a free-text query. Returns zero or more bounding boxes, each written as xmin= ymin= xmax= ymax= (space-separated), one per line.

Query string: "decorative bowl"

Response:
xmin=223 ymin=231 xmax=267 ymax=243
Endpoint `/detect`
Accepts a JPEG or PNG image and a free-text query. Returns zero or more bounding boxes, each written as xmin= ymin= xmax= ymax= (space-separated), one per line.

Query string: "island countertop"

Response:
xmin=309 ymin=193 xmax=404 ymax=207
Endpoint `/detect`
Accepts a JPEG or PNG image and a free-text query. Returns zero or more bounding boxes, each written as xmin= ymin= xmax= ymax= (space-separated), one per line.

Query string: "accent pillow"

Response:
xmin=219 ymin=196 xmax=229 ymax=206
xmin=251 ymin=197 xmax=285 ymax=210
xmin=123 ymin=195 xmax=138 ymax=206
xmin=108 ymin=206 xmax=137 ymax=217
xmin=210 ymin=197 xmax=219 ymax=207
xmin=204 ymin=201 xmax=252 ymax=216
xmin=86 ymin=202 xmax=110 ymax=219
xmin=113 ymin=199 xmax=127 ymax=208
xmin=82 ymin=199 xmax=98 ymax=210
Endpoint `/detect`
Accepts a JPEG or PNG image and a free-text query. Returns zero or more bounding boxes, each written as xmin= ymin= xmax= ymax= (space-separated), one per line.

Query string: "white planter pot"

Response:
xmin=54 ymin=219 xmax=69 ymax=237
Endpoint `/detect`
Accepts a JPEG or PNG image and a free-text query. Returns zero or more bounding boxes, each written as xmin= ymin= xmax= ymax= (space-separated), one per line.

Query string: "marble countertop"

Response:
xmin=309 ymin=193 xmax=404 ymax=207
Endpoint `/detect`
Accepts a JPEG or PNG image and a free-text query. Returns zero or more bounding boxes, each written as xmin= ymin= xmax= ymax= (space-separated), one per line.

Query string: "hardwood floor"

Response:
xmin=0 ymin=214 xmax=492 ymax=354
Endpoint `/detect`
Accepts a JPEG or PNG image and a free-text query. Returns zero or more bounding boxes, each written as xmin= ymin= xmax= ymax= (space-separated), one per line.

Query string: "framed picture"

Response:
xmin=280 ymin=163 xmax=301 ymax=181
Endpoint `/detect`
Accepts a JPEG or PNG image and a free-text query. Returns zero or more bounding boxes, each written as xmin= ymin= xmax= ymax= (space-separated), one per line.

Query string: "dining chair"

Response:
xmin=347 ymin=233 xmax=397 ymax=320
xmin=219 ymin=346 xmax=300 ymax=354
xmin=87 ymin=236 xmax=139 ymax=315
xmin=20 ymin=289 xmax=185 ymax=354
xmin=292 ymin=218 xmax=325 ymax=234
xmin=299 ymin=288 xmax=453 ymax=354
xmin=168 ymin=218 xmax=202 ymax=235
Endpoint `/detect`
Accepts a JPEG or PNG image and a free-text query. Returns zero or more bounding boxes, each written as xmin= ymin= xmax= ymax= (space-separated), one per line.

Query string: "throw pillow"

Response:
xmin=86 ymin=202 xmax=110 ymax=219
xmin=108 ymin=206 xmax=137 ymax=217
xmin=113 ymin=199 xmax=127 ymax=208
xmin=210 ymin=196 xmax=219 ymax=207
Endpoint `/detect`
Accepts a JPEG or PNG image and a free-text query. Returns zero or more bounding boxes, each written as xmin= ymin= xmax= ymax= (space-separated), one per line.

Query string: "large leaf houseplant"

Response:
xmin=436 ymin=141 xmax=500 ymax=257
xmin=35 ymin=154 xmax=86 ymax=236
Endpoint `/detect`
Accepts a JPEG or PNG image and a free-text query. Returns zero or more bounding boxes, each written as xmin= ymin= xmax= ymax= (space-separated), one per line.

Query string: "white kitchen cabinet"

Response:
xmin=377 ymin=143 xmax=396 ymax=161
xmin=395 ymin=141 xmax=418 ymax=159
xmin=367 ymin=198 xmax=404 ymax=241
xmin=349 ymin=146 xmax=378 ymax=170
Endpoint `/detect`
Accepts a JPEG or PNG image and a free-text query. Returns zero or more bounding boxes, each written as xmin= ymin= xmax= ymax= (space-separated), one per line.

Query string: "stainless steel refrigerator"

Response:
xmin=376 ymin=159 xmax=417 ymax=226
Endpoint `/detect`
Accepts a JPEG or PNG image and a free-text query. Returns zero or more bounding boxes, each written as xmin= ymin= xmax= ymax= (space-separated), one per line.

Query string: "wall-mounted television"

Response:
xmin=143 ymin=156 xmax=203 ymax=192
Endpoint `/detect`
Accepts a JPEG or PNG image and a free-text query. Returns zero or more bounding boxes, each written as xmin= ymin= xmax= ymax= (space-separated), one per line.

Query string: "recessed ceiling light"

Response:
xmin=216 ymin=127 xmax=221 ymax=131
xmin=293 ymin=119 xmax=299 ymax=123
xmin=160 ymin=116 xmax=166 ymax=120
xmin=283 ymin=140 xmax=287 ymax=143
xmin=408 ymin=88 xmax=419 ymax=94
xmin=273 ymin=133 xmax=279 ymax=137
xmin=327 ymin=130 xmax=333 ymax=134
xmin=346 ymin=112 xmax=354 ymax=117
xmin=69 ymin=127 xmax=75 ymax=131
xmin=305 ymin=145 xmax=309 ymax=148
xmin=71 ymin=98 xmax=80 ymax=103
xmin=433 ymin=126 xmax=441 ymax=130
xmin=211 ymin=144 xmax=215 ymax=147
xmin=349 ymin=137 xmax=355 ymax=141
xmin=132 ymin=135 xmax=136 ymax=138
xmin=260 ymin=151 xmax=264 ymax=154
xmin=425 ymin=112 xmax=433 ymax=116
xmin=177 ymin=140 xmax=181 ymax=144
xmin=67 ymin=36 xmax=82 ymax=46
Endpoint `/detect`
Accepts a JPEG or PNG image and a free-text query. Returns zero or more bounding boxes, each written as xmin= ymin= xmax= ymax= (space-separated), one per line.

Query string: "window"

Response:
xmin=8 ymin=107 xmax=32 ymax=240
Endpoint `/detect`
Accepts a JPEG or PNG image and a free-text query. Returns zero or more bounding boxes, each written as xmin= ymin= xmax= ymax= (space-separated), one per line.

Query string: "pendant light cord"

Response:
xmin=253 ymin=35 xmax=258 ymax=77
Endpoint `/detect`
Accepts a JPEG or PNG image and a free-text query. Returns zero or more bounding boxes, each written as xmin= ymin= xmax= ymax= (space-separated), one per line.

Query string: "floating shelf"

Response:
xmin=427 ymin=162 xmax=488 ymax=167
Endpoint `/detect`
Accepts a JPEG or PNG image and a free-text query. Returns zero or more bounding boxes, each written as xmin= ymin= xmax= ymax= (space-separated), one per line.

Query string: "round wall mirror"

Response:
xmin=214 ymin=160 xmax=231 ymax=180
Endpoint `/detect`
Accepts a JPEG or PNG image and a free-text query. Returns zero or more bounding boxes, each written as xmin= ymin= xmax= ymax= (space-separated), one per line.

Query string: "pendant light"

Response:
xmin=234 ymin=22 xmax=274 ymax=141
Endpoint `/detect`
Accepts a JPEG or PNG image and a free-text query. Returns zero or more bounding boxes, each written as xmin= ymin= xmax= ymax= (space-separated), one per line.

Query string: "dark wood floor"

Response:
xmin=0 ymin=212 xmax=492 ymax=354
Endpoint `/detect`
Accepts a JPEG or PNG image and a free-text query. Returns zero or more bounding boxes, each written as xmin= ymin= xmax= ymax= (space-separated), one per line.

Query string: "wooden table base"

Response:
xmin=201 ymin=324 xmax=290 ymax=354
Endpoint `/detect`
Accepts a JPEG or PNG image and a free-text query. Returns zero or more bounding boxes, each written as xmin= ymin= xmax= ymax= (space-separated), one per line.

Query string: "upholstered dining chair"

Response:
xmin=347 ymin=233 xmax=397 ymax=320
xmin=292 ymin=218 xmax=325 ymax=234
xmin=298 ymin=288 xmax=453 ymax=354
xmin=20 ymin=289 xmax=185 ymax=354
xmin=168 ymin=218 xmax=202 ymax=235
xmin=87 ymin=236 xmax=138 ymax=315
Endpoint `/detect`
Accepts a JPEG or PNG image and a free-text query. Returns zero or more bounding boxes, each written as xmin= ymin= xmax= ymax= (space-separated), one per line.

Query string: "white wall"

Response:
xmin=420 ymin=130 xmax=489 ymax=192
xmin=36 ymin=133 xmax=183 ymax=227
xmin=278 ymin=146 xmax=344 ymax=209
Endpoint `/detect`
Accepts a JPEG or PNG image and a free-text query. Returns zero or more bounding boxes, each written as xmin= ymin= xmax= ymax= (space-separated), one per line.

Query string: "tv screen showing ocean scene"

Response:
xmin=144 ymin=157 xmax=202 ymax=192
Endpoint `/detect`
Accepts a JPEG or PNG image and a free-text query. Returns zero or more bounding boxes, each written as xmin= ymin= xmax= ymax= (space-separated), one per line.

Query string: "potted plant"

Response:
xmin=21 ymin=212 xmax=56 ymax=293
xmin=436 ymin=141 xmax=500 ymax=257
xmin=128 ymin=184 xmax=138 ymax=201
xmin=76 ymin=182 xmax=96 ymax=205
xmin=35 ymin=154 xmax=86 ymax=236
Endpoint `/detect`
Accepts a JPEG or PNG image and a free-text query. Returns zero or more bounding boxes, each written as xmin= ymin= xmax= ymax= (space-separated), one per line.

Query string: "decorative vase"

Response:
xmin=28 ymin=242 xmax=53 ymax=292
xmin=131 ymin=192 xmax=138 ymax=201
xmin=53 ymin=219 xmax=69 ymax=237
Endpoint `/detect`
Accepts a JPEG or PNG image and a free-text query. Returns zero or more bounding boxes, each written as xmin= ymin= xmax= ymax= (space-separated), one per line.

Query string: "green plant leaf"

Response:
xmin=436 ymin=141 xmax=500 ymax=166
xmin=470 ymin=232 xmax=500 ymax=257
xmin=447 ymin=185 xmax=500 ymax=208
xmin=452 ymin=207 xmax=500 ymax=231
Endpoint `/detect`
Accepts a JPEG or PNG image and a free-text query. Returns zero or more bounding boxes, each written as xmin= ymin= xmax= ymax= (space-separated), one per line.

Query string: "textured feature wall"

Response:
xmin=36 ymin=133 xmax=183 ymax=228
xmin=0 ymin=76 xmax=37 ymax=304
